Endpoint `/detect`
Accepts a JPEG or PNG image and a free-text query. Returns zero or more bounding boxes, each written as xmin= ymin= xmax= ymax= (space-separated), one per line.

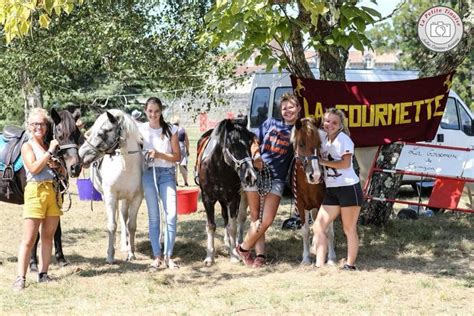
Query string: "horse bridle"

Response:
xmin=84 ymin=124 xmax=123 ymax=157
xmin=223 ymin=147 xmax=253 ymax=171
xmin=295 ymin=147 xmax=323 ymax=184
xmin=52 ymin=122 xmax=80 ymax=155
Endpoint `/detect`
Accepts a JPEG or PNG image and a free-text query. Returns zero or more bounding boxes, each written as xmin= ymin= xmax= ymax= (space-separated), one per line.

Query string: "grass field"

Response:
xmin=0 ymin=126 xmax=473 ymax=314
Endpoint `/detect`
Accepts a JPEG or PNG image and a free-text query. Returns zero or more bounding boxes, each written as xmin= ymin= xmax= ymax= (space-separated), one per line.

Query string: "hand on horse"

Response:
xmin=47 ymin=159 xmax=61 ymax=169
xmin=48 ymin=139 xmax=59 ymax=152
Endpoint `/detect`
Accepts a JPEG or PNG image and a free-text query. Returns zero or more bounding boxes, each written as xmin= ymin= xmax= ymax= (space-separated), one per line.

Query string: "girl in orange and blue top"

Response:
xmin=237 ymin=93 xmax=300 ymax=268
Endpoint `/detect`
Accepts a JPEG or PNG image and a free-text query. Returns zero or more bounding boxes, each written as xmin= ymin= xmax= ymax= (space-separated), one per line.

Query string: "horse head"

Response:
xmin=79 ymin=110 xmax=141 ymax=168
xmin=217 ymin=117 xmax=257 ymax=187
xmin=79 ymin=111 xmax=123 ymax=168
xmin=49 ymin=108 xmax=83 ymax=178
xmin=293 ymin=117 xmax=322 ymax=184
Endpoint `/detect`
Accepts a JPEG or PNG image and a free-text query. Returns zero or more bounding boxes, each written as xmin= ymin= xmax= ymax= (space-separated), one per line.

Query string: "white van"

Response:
xmin=248 ymin=69 xmax=474 ymax=187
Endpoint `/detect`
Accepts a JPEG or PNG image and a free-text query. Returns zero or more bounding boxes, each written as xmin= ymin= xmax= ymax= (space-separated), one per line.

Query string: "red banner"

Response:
xmin=290 ymin=72 xmax=454 ymax=147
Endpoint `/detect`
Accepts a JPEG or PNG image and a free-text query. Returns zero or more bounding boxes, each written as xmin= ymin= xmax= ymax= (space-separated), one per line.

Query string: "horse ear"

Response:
xmin=106 ymin=111 xmax=117 ymax=125
xmin=71 ymin=108 xmax=81 ymax=121
xmin=241 ymin=115 xmax=248 ymax=128
xmin=50 ymin=108 xmax=61 ymax=125
xmin=295 ymin=118 xmax=302 ymax=130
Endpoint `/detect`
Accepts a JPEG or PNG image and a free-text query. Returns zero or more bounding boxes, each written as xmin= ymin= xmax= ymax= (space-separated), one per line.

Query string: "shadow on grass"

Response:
xmin=60 ymin=195 xmax=472 ymax=285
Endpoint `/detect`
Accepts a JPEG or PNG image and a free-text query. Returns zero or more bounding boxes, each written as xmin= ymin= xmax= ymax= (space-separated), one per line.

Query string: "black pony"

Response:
xmin=0 ymin=108 xmax=83 ymax=269
xmin=197 ymin=117 xmax=257 ymax=266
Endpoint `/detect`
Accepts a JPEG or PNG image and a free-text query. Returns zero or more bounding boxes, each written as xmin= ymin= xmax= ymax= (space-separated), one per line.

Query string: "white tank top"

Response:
xmin=139 ymin=123 xmax=178 ymax=168
xmin=25 ymin=140 xmax=56 ymax=182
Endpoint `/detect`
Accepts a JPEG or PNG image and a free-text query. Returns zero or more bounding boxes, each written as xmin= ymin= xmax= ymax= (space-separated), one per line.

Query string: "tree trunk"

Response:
xmin=21 ymin=71 xmax=43 ymax=123
xmin=359 ymin=143 xmax=404 ymax=226
xmin=318 ymin=48 xmax=348 ymax=81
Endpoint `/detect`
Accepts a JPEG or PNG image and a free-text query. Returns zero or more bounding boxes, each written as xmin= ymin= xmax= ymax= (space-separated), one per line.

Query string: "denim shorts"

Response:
xmin=243 ymin=179 xmax=285 ymax=197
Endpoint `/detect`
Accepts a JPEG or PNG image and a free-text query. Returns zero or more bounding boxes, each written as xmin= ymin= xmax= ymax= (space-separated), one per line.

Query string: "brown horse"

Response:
xmin=292 ymin=117 xmax=336 ymax=265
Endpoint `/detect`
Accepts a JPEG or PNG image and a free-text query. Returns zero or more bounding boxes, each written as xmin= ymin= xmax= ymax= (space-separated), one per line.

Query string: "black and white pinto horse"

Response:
xmin=79 ymin=110 xmax=143 ymax=264
xmin=0 ymin=108 xmax=83 ymax=268
xmin=197 ymin=118 xmax=257 ymax=266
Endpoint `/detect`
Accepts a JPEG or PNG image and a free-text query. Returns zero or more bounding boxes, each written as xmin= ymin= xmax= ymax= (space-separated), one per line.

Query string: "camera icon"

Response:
xmin=430 ymin=21 xmax=451 ymax=37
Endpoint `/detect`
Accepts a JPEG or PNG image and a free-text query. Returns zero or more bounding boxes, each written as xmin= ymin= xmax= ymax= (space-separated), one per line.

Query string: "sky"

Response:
xmin=360 ymin=0 xmax=402 ymax=19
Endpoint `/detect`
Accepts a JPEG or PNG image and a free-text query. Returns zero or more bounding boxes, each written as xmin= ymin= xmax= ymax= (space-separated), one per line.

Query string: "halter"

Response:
xmin=52 ymin=122 xmax=80 ymax=154
xmin=295 ymin=154 xmax=319 ymax=176
xmin=223 ymin=148 xmax=253 ymax=171
xmin=84 ymin=124 xmax=123 ymax=158
xmin=49 ymin=122 xmax=80 ymax=212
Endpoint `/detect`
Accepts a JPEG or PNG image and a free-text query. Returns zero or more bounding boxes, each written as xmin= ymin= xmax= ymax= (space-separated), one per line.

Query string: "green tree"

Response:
xmin=368 ymin=0 xmax=473 ymax=109
xmin=0 ymin=1 xmax=237 ymax=125
xmin=202 ymin=0 xmax=381 ymax=80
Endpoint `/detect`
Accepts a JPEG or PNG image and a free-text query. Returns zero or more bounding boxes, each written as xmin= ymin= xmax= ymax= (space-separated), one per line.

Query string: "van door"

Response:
xmin=429 ymin=97 xmax=474 ymax=149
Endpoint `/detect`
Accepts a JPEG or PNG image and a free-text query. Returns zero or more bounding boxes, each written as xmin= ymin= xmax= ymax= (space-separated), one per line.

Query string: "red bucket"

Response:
xmin=177 ymin=188 xmax=199 ymax=215
xmin=76 ymin=178 xmax=102 ymax=201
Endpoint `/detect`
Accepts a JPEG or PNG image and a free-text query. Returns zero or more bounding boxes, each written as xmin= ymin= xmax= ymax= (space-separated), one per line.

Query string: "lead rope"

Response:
xmin=51 ymin=156 xmax=72 ymax=212
xmin=256 ymin=164 xmax=272 ymax=231
xmin=292 ymin=158 xmax=298 ymax=218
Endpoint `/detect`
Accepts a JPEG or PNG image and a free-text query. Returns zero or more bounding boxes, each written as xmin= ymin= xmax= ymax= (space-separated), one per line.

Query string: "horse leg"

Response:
xmin=54 ymin=219 xmax=68 ymax=266
xmin=237 ymin=192 xmax=248 ymax=244
xmin=220 ymin=202 xmax=231 ymax=249
xmin=126 ymin=196 xmax=141 ymax=261
xmin=301 ymin=210 xmax=312 ymax=265
xmin=119 ymin=200 xmax=129 ymax=253
xmin=203 ymin=196 xmax=216 ymax=266
xmin=105 ymin=198 xmax=118 ymax=264
xmin=29 ymin=232 xmax=40 ymax=272
xmin=226 ymin=199 xmax=240 ymax=263
xmin=326 ymin=221 xmax=336 ymax=265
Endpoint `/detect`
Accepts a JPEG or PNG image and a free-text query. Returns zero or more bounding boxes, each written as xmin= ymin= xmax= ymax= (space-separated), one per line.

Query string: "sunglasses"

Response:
xmin=30 ymin=122 xmax=48 ymax=128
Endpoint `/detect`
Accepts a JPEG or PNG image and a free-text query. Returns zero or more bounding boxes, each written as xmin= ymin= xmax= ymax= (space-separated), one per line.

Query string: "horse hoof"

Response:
xmin=203 ymin=258 xmax=214 ymax=267
xmin=57 ymin=257 xmax=69 ymax=267
xmin=300 ymin=259 xmax=312 ymax=266
xmin=30 ymin=262 xmax=38 ymax=272
xmin=327 ymin=260 xmax=336 ymax=266
xmin=126 ymin=254 xmax=136 ymax=262
xmin=230 ymin=256 xmax=240 ymax=264
xmin=106 ymin=258 xmax=115 ymax=265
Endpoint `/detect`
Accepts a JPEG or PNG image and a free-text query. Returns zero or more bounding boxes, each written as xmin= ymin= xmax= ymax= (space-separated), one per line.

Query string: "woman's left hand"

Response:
xmin=253 ymin=157 xmax=264 ymax=170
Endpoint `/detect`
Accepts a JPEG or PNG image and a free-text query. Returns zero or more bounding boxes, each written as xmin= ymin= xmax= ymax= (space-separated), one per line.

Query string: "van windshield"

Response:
xmin=250 ymin=87 xmax=270 ymax=128
xmin=272 ymin=87 xmax=293 ymax=120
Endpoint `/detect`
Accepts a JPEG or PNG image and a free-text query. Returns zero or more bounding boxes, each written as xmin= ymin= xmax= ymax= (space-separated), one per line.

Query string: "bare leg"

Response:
xmin=340 ymin=206 xmax=361 ymax=266
xmin=39 ymin=216 xmax=60 ymax=274
xmin=242 ymin=193 xmax=280 ymax=252
xmin=17 ymin=219 xmax=42 ymax=277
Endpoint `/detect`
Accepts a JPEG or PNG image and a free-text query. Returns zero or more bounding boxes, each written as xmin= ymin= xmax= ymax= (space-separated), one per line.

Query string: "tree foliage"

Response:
xmin=367 ymin=0 xmax=472 ymax=108
xmin=0 ymin=0 xmax=84 ymax=43
xmin=201 ymin=0 xmax=381 ymax=80
xmin=0 ymin=0 xmax=237 ymax=126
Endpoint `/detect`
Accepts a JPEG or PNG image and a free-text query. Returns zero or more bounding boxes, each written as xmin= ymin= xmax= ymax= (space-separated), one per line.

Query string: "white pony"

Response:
xmin=79 ymin=110 xmax=143 ymax=263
